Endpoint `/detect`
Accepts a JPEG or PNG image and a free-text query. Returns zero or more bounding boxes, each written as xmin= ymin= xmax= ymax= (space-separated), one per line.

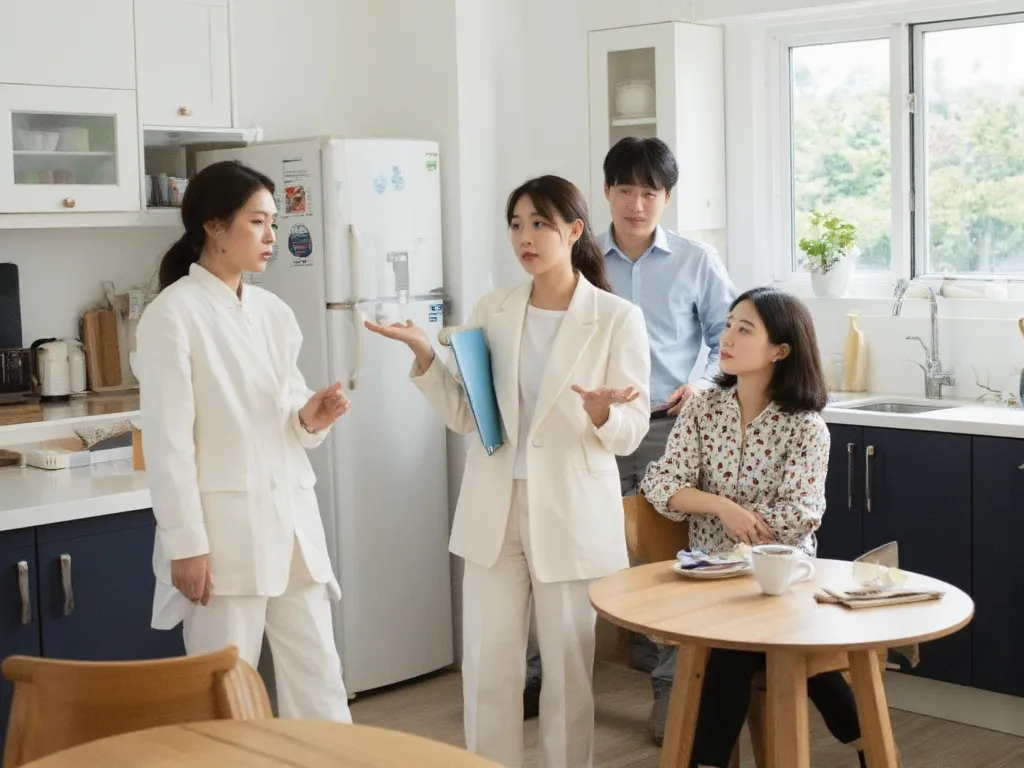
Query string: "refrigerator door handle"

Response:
xmin=347 ymin=225 xmax=365 ymax=390
xmin=351 ymin=306 xmax=364 ymax=390
xmin=348 ymin=224 xmax=363 ymax=301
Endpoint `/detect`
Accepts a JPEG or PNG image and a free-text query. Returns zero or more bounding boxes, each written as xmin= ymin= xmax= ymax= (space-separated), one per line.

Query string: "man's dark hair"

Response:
xmin=603 ymin=137 xmax=679 ymax=193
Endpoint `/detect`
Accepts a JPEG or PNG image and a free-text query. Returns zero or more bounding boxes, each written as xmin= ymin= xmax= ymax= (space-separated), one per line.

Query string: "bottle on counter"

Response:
xmin=843 ymin=313 xmax=868 ymax=392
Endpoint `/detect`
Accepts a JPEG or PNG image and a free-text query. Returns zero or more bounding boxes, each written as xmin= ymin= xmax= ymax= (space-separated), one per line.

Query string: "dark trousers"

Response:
xmin=690 ymin=649 xmax=861 ymax=768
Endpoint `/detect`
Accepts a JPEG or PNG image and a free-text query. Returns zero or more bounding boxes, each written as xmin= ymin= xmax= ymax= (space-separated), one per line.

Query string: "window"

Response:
xmin=781 ymin=13 xmax=1024 ymax=283
xmin=915 ymin=16 xmax=1024 ymax=276
xmin=789 ymin=39 xmax=892 ymax=274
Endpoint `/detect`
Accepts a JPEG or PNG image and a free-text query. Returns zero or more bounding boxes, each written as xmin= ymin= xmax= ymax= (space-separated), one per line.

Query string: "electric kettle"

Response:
xmin=35 ymin=340 xmax=71 ymax=401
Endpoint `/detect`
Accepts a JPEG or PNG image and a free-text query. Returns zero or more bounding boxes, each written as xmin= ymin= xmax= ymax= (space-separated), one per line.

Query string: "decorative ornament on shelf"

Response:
xmin=799 ymin=211 xmax=860 ymax=298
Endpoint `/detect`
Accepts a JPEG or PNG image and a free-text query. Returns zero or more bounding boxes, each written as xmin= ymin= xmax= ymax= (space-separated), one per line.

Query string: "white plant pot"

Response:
xmin=810 ymin=252 xmax=856 ymax=298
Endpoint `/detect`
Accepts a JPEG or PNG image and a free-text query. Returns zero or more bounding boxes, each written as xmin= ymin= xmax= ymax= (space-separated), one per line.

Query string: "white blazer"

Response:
xmin=136 ymin=263 xmax=338 ymax=601
xmin=412 ymin=276 xmax=651 ymax=583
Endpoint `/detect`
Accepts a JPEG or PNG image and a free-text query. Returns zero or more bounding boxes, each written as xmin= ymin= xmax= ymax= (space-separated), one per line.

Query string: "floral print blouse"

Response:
xmin=639 ymin=386 xmax=830 ymax=556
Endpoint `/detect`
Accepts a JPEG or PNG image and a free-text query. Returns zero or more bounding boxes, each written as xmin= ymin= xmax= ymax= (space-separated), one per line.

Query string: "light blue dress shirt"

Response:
xmin=600 ymin=226 xmax=736 ymax=406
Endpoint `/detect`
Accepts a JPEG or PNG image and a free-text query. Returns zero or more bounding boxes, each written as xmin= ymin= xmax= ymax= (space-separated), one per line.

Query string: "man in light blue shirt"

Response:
xmin=600 ymin=139 xmax=734 ymax=497
xmin=601 ymin=136 xmax=735 ymax=744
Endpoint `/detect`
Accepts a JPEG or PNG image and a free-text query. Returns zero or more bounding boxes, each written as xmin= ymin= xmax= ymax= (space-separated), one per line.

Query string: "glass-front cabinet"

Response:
xmin=0 ymin=85 xmax=140 ymax=213
xmin=587 ymin=22 xmax=726 ymax=235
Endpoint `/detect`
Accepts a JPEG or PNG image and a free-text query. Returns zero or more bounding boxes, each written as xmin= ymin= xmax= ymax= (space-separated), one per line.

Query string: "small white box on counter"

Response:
xmin=24 ymin=446 xmax=133 ymax=471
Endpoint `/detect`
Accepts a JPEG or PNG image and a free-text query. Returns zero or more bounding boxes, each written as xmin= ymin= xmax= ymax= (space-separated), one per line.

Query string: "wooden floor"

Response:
xmin=350 ymin=662 xmax=1024 ymax=767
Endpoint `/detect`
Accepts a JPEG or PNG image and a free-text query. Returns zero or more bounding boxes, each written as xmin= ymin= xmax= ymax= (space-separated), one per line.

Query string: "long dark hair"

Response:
xmin=715 ymin=287 xmax=829 ymax=413
xmin=504 ymin=175 xmax=611 ymax=293
xmin=158 ymin=160 xmax=276 ymax=290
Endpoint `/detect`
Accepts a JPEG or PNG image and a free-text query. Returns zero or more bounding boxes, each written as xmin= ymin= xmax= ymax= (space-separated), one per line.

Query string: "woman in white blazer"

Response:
xmin=135 ymin=160 xmax=353 ymax=722
xmin=366 ymin=176 xmax=652 ymax=768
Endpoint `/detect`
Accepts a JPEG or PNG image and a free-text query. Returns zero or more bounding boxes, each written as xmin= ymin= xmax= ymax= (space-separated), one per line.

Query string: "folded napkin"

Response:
xmin=814 ymin=586 xmax=944 ymax=610
xmin=675 ymin=548 xmax=750 ymax=571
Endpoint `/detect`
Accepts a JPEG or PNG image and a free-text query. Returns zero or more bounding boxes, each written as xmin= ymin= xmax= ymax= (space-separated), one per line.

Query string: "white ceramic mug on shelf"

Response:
xmin=752 ymin=544 xmax=815 ymax=596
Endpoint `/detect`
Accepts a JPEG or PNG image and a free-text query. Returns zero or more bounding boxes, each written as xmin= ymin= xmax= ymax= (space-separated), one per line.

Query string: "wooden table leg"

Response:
xmin=848 ymin=650 xmax=899 ymax=768
xmin=765 ymin=650 xmax=810 ymax=768
xmin=660 ymin=645 xmax=709 ymax=768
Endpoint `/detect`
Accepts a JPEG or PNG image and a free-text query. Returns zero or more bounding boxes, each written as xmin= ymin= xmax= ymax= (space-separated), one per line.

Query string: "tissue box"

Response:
xmin=25 ymin=445 xmax=133 ymax=471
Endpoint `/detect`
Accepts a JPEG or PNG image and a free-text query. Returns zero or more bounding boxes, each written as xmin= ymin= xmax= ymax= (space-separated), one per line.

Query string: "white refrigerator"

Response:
xmin=197 ymin=138 xmax=453 ymax=694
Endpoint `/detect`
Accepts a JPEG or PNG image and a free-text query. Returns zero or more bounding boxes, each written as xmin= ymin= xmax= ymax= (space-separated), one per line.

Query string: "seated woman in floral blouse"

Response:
xmin=640 ymin=287 xmax=866 ymax=768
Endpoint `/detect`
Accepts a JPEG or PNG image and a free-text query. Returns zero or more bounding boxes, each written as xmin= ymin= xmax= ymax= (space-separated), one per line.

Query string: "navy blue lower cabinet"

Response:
xmin=818 ymin=424 xmax=865 ymax=561
xmin=971 ymin=436 xmax=1024 ymax=697
xmin=36 ymin=510 xmax=184 ymax=662
xmin=861 ymin=427 xmax=972 ymax=686
xmin=0 ymin=529 xmax=41 ymax=753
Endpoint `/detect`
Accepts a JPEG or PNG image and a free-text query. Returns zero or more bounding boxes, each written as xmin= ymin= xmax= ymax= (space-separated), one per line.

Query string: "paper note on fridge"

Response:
xmin=440 ymin=326 xmax=504 ymax=456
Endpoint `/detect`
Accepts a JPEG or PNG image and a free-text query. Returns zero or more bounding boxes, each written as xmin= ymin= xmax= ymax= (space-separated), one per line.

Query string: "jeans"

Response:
xmin=690 ymin=649 xmax=861 ymax=768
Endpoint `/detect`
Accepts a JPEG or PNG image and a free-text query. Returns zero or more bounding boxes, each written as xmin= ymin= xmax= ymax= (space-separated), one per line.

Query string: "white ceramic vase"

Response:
xmin=810 ymin=247 xmax=859 ymax=298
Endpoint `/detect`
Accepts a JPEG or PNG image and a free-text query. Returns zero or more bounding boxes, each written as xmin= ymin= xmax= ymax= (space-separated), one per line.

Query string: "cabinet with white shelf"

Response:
xmin=588 ymin=22 xmax=726 ymax=235
xmin=0 ymin=85 xmax=140 ymax=214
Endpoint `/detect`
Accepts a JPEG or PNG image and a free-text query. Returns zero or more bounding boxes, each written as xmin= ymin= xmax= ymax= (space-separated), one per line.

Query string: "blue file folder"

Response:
xmin=444 ymin=327 xmax=504 ymax=456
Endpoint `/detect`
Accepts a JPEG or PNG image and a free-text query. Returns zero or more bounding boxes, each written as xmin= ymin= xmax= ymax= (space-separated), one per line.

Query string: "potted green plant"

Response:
xmin=799 ymin=211 xmax=859 ymax=298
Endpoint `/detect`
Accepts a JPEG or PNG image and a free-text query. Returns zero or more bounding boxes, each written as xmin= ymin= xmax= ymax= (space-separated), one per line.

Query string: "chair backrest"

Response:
xmin=623 ymin=493 xmax=689 ymax=563
xmin=1 ymin=646 xmax=272 ymax=768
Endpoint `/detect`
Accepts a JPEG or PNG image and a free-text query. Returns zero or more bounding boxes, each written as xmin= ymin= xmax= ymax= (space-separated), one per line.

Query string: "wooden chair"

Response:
xmin=1 ymin=645 xmax=272 ymax=768
xmin=623 ymin=494 xmax=897 ymax=768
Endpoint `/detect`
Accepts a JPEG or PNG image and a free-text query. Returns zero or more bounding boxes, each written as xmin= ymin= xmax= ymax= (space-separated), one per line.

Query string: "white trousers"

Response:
xmin=182 ymin=539 xmax=352 ymax=723
xmin=462 ymin=480 xmax=597 ymax=768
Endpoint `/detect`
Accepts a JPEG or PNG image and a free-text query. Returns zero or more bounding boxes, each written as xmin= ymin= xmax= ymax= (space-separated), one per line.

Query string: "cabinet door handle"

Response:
xmin=847 ymin=442 xmax=856 ymax=510
xmin=17 ymin=561 xmax=30 ymax=625
xmin=178 ymin=106 xmax=193 ymax=117
xmin=60 ymin=554 xmax=74 ymax=616
xmin=61 ymin=198 xmax=75 ymax=209
xmin=865 ymin=446 xmax=875 ymax=514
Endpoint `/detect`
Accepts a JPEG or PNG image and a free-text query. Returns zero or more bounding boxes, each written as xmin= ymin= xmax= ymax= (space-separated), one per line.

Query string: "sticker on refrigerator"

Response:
xmin=285 ymin=185 xmax=307 ymax=214
xmin=373 ymin=173 xmax=388 ymax=194
xmin=425 ymin=152 xmax=438 ymax=172
xmin=391 ymin=165 xmax=405 ymax=191
xmin=287 ymin=224 xmax=314 ymax=266
xmin=243 ymin=271 xmax=264 ymax=287
xmin=282 ymin=158 xmax=314 ymax=218
xmin=428 ymin=301 xmax=443 ymax=324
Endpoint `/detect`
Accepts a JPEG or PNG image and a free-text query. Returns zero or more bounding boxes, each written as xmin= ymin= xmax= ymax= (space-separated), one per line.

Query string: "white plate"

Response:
xmin=672 ymin=561 xmax=753 ymax=580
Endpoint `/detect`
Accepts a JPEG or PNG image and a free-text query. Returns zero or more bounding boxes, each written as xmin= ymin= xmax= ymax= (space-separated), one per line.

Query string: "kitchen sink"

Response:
xmin=844 ymin=402 xmax=958 ymax=414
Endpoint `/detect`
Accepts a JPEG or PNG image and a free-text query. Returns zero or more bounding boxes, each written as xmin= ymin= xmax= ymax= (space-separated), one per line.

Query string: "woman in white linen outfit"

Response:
xmin=135 ymin=160 xmax=353 ymax=722
xmin=366 ymin=175 xmax=652 ymax=768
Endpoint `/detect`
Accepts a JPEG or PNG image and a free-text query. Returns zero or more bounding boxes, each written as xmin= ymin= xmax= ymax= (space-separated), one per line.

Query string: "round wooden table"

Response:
xmin=590 ymin=559 xmax=974 ymax=768
xmin=21 ymin=719 xmax=501 ymax=767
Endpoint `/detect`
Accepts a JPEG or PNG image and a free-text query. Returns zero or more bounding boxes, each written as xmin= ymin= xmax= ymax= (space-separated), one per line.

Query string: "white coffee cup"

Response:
xmin=752 ymin=544 xmax=816 ymax=596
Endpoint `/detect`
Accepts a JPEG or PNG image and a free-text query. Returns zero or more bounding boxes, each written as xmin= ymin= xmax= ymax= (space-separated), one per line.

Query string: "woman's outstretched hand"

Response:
xmin=299 ymin=382 xmax=350 ymax=432
xmin=365 ymin=319 xmax=436 ymax=371
xmin=571 ymin=385 xmax=640 ymax=428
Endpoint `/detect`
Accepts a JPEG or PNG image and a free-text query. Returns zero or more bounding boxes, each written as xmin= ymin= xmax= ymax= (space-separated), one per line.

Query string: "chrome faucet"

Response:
xmin=893 ymin=279 xmax=955 ymax=399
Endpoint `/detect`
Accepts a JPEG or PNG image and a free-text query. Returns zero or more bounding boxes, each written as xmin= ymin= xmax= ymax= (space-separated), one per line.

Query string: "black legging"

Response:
xmin=689 ymin=649 xmax=861 ymax=768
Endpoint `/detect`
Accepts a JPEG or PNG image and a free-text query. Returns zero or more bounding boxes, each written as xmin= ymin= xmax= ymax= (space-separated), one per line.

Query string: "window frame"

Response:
xmin=911 ymin=11 xmax=1024 ymax=281
xmin=774 ymin=24 xmax=911 ymax=289
xmin=771 ymin=8 xmax=1024 ymax=291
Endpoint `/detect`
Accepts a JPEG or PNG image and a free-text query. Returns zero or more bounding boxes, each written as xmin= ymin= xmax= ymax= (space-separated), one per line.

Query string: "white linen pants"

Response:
xmin=182 ymin=539 xmax=352 ymax=723
xmin=462 ymin=480 xmax=597 ymax=768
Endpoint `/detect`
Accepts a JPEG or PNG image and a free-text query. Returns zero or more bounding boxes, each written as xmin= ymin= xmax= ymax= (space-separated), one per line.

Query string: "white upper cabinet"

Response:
xmin=0 ymin=0 xmax=136 ymax=90
xmin=134 ymin=0 xmax=232 ymax=127
xmin=588 ymin=22 xmax=726 ymax=234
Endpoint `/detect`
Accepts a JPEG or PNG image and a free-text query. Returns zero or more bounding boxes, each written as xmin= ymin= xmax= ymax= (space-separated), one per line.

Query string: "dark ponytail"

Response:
xmin=158 ymin=160 xmax=276 ymax=291
xmin=505 ymin=175 xmax=612 ymax=293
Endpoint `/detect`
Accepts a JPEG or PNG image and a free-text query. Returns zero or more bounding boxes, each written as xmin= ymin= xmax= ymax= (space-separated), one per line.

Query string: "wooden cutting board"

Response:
xmin=81 ymin=309 xmax=130 ymax=392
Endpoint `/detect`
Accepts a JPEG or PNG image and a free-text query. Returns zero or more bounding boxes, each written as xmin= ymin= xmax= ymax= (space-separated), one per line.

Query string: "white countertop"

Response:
xmin=0 ymin=393 xmax=1020 ymax=535
xmin=0 ymin=459 xmax=150 ymax=533
xmin=824 ymin=393 xmax=1024 ymax=439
